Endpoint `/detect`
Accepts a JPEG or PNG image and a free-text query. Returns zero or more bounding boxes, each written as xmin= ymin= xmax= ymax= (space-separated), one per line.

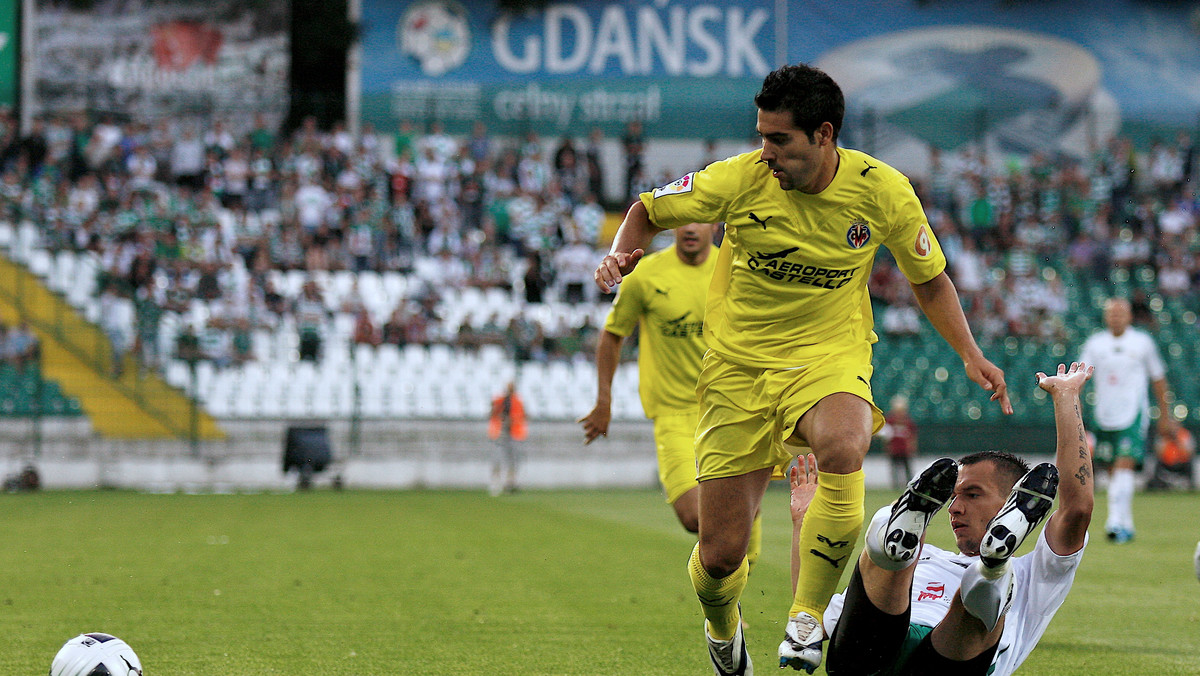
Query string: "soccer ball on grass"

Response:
xmin=50 ymin=633 xmax=142 ymax=675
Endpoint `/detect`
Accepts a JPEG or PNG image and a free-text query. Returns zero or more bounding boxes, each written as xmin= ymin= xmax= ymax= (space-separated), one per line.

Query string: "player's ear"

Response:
xmin=817 ymin=121 xmax=836 ymax=146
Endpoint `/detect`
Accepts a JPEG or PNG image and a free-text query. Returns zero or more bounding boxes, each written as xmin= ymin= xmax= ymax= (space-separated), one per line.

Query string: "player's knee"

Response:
xmin=698 ymin=540 xmax=745 ymax=578
xmin=811 ymin=435 xmax=870 ymax=473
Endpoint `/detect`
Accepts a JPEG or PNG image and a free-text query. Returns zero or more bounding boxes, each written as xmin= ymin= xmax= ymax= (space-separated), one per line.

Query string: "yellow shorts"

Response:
xmin=653 ymin=409 xmax=700 ymax=504
xmin=695 ymin=345 xmax=885 ymax=481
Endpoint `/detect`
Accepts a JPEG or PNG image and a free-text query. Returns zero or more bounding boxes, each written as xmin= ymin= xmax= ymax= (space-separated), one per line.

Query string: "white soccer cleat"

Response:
xmin=777 ymin=611 xmax=822 ymax=673
xmin=980 ymin=462 xmax=1059 ymax=569
xmin=881 ymin=457 xmax=959 ymax=566
xmin=707 ymin=612 xmax=753 ymax=676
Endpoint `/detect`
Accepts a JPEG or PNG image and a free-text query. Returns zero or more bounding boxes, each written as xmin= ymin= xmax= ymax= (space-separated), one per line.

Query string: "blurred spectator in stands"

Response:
xmin=505 ymin=314 xmax=540 ymax=363
xmin=230 ymin=317 xmax=254 ymax=365
xmin=171 ymin=126 xmax=205 ymax=191
xmin=1148 ymin=136 xmax=1186 ymax=202
xmin=199 ymin=317 xmax=233 ymax=369
xmin=1158 ymin=196 xmax=1195 ymax=245
xmin=5 ymin=321 xmax=39 ymax=373
xmin=133 ymin=276 xmax=165 ymax=373
xmin=1156 ymin=248 xmax=1191 ymax=298
xmin=880 ymin=395 xmax=917 ymax=490
xmin=881 ymin=293 xmax=921 ymax=337
xmin=622 ymin=120 xmax=645 ymax=201
xmin=403 ymin=301 xmax=433 ymax=346
xmin=295 ymin=178 xmax=332 ymax=235
xmin=570 ymin=191 xmax=605 ymax=246
xmin=476 ymin=312 xmax=507 ymax=347
xmin=466 ymin=121 xmax=492 ymax=164
xmin=14 ymin=118 xmax=48 ymax=176
xmin=553 ymin=135 xmax=586 ymax=200
xmin=1066 ymin=230 xmax=1109 ymax=280
xmin=293 ymin=279 xmax=328 ymax=362
xmin=517 ymin=142 xmax=549 ymax=195
xmin=1110 ymin=227 xmax=1153 ymax=269
xmin=421 ymin=120 xmax=457 ymax=162
xmin=521 ymin=249 xmax=550 ymax=304
xmin=381 ymin=304 xmax=407 ymax=346
xmin=553 ymin=236 xmax=597 ymax=304
xmin=99 ymin=281 xmax=135 ymax=378
xmin=584 ymin=127 xmax=606 ymax=205
xmin=352 ymin=307 xmax=381 ymax=347
xmin=949 ymin=234 xmax=985 ymax=298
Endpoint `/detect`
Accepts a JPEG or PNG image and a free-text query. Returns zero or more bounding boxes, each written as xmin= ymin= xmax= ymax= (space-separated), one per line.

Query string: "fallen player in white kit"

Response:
xmin=786 ymin=362 xmax=1095 ymax=675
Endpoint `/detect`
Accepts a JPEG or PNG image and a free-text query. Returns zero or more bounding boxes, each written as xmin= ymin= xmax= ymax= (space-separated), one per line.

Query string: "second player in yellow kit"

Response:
xmin=595 ymin=64 xmax=1011 ymax=675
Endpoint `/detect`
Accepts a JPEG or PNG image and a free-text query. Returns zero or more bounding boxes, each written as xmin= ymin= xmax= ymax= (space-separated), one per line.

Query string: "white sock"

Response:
xmin=960 ymin=560 xmax=1015 ymax=633
xmin=864 ymin=505 xmax=915 ymax=571
xmin=1109 ymin=468 xmax=1136 ymax=532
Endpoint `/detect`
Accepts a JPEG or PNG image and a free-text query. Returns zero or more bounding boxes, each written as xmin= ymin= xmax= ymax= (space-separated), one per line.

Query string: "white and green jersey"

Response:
xmin=1078 ymin=328 xmax=1165 ymax=431
xmin=824 ymin=529 xmax=1086 ymax=676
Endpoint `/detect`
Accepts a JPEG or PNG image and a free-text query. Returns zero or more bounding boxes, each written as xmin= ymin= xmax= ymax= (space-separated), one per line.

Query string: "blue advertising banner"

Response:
xmin=361 ymin=0 xmax=1200 ymax=149
xmin=360 ymin=0 xmax=780 ymax=138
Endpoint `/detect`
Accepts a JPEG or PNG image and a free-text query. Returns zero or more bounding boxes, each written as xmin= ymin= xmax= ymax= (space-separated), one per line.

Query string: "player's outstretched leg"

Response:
xmin=777 ymin=611 xmax=822 ymax=673
xmin=879 ymin=457 xmax=959 ymax=567
xmin=979 ymin=462 xmax=1059 ymax=570
xmin=707 ymin=604 xmax=752 ymax=676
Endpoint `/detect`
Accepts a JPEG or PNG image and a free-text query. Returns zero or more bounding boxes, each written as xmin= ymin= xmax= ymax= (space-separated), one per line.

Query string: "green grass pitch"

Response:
xmin=3 ymin=486 xmax=1198 ymax=674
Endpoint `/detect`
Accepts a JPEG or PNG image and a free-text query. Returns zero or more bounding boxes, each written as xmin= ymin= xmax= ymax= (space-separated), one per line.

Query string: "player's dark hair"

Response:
xmin=959 ymin=450 xmax=1030 ymax=491
xmin=754 ymin=63 xmax=844 ymax=142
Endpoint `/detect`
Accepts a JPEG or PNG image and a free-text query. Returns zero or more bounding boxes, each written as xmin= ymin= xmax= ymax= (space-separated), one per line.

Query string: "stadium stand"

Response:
xmin=0 ymin=106 xmax=1196 ymax=439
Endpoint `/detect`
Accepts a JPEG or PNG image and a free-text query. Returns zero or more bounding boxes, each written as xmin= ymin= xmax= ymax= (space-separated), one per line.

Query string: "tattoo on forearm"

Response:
xmin=1074 ymin=464 xmax=1092 ymax=485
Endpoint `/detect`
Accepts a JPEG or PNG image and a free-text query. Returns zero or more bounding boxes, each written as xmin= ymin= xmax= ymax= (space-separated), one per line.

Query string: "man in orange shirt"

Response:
xmin=489 ymin=381 xmax=527 ymax=495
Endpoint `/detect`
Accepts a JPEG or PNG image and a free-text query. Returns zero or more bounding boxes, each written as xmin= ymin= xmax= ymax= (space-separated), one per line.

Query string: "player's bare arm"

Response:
xmin=1035 ymin=362 xmax=1095 ymax=555
xmin=909 ymin=272 xmax=1013 ymax=414
xmin=595 ymin=200 xmax=666 ymax=292
xmin=578 ymin=330 xmax=623 ymax=444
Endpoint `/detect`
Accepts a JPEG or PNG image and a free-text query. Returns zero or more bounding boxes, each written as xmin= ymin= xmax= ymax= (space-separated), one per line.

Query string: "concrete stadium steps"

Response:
xmin=0 ymin=256 xmax=224 ymax=440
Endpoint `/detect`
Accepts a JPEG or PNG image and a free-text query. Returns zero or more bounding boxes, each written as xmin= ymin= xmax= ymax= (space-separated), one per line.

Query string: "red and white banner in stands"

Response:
xmin=27 ymin=0 xmax=288 ymax=124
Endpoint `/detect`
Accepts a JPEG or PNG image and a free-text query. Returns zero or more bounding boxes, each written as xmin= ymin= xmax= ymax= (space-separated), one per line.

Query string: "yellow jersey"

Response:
xmin=604 ymin=243 xmax=718 ymax=418
xmin=639 ymin=147 xmax=944 ymax=368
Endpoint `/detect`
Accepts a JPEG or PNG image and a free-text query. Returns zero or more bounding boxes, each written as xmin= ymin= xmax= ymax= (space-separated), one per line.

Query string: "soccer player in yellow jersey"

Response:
xmin=594 ymin=64 xmax=1012 ymax=675
xmin=579 ymin=223 xmax=719 ymax=533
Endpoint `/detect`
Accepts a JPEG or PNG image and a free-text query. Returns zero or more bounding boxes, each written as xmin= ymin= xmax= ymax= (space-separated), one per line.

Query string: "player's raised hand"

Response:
xmin=965 ymin=355 xmax=1013 ymax=415
xmin=789 ymin=453 xmax=819 ymax=525
xmin=594 ymin=249 xmax=646 ymax=293
xmin=1036 ymin=361 xmax=1094 ymax=396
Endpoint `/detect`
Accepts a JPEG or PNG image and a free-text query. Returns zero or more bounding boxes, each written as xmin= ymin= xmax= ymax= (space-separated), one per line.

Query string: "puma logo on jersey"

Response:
xmin=861 ymin=161 xmax=877 ymax=176
xmin=750 ymin=247 xmax=799 ymax=263
xmin=748 ymin=212 xmax=773 ymax=229
xmin=810 ymin=549 xmax=848 ymax=568
xmin=653 ymin=288 xmax=669 ymax=296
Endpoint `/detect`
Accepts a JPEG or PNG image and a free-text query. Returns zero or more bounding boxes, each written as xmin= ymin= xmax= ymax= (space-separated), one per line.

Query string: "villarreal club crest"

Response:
xmin=846 ymin=218 xmax=871 ymax=249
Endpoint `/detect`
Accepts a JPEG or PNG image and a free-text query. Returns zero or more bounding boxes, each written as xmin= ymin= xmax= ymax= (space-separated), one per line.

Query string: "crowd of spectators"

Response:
xmin=0 ymin=105 xmax=1196 ymax=378
xmin=871 ymin=135 xmax=1198 ymax=345
xmin=0 ymin=108 xmax=620 ymax=370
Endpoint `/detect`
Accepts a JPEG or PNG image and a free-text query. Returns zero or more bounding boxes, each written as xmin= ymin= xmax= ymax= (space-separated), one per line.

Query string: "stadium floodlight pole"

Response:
xmin=345 ymin=0 xmax=362 ymax=140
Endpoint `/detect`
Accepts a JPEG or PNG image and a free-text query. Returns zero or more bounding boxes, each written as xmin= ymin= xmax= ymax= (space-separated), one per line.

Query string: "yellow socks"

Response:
xmin=789 ymin=469 xmax=865 ymax=621
xmin=746 ymin=511 xmax=763 ymax=572
xmin=688 ymin=542 xmax=748 ymax=640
